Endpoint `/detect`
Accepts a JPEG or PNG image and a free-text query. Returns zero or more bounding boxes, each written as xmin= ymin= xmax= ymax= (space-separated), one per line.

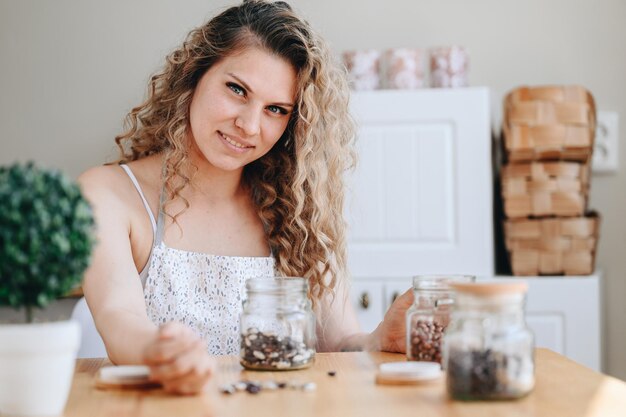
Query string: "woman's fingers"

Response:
xmin=158 ymin=351 xmax=214 ymax=395
xmin=376 ymin=287 xmax=414 ymax=353
xmin=143 ymin=323 xmax=197 ymax=365
xmin=149 ymin=339 xmax=205 ymax=379
xmin=141 ymin=323 xmax=215 ymax=395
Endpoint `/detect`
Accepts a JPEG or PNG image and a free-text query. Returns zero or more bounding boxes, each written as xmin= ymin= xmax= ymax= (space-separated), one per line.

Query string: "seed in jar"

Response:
xmin=409 ymin=319 xmax=445 ymax=363
xmin=446 ymin=348 xmax=533 ymax=400
xmin=240 ymin=330 xmax=314 ymax=370
xmin=274 ymin=361 xmax=291 ymax=369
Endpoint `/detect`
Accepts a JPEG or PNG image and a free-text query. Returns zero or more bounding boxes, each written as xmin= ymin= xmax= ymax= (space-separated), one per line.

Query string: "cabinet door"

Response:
xmin=350 ymin=281 xmax=384 ymax=333
xmin=347 ymin=88 xmax=493 ymax=279
xmin=526 ymin=314 xmax=565 ymax=354
xmin=525 ymin=275 xmax=601 ymax=371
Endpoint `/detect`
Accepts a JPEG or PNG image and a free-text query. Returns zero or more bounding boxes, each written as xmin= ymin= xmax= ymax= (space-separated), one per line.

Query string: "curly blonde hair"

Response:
xmin=114 ymin=0 xmax=356 ymax=302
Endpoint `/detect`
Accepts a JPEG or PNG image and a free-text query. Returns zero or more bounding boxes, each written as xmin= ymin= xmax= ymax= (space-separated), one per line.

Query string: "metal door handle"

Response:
xmin=359 ymin=292 xmax=370 ymax=309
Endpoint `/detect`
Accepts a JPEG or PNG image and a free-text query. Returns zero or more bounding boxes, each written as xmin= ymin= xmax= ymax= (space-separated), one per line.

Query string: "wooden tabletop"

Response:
xmin=66 ymin=349 xmax=626 ymax=417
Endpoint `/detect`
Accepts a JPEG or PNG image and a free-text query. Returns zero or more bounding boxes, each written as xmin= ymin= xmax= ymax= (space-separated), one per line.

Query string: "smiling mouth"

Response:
xmin=219 ymin=131 xmax=253 ymax=149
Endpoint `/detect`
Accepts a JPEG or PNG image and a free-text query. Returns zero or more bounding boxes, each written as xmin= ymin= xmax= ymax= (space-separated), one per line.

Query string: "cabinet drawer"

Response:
xmin=350 ymin=281 xmax=384 ymax=333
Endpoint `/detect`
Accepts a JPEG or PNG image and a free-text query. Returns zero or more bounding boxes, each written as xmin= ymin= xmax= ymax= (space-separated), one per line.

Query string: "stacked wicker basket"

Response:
xmin=501 ymin=85 xmax=600 ymax=276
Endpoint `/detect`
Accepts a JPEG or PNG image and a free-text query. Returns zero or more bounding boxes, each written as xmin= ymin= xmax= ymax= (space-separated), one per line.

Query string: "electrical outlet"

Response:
xmin=592 ymin=111 xmax=619 ymax=173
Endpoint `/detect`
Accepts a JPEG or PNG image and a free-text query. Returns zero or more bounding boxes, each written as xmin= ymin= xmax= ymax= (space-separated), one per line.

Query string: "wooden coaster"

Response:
xmin=375 ymin=361 xmax=443 ymax=385
xmin=95 ymin=365 xmax=161 ymax=390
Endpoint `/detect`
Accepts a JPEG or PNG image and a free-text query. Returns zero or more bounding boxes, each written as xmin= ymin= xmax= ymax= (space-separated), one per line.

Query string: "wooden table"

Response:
xmin=65 ymin=349 xmax=626 ymax=417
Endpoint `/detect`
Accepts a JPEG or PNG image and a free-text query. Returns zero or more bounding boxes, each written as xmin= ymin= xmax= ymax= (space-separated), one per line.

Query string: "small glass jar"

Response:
xmin=405 ymin=275 xmax=475 ymax=363
xmin=443 ymin=281 xmax=535 ymax=401
xmin=240 ymin=277 xmax=316 ymax=371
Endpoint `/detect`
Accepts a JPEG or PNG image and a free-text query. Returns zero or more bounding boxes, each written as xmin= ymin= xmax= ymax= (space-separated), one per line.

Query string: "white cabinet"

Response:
xmin=346 ymin=88 xmax=493 ymax=278
xmin=349 ymin=275 xmax=602 ymax=371
xmin=346 ymin=88 xmax=602 ymax=371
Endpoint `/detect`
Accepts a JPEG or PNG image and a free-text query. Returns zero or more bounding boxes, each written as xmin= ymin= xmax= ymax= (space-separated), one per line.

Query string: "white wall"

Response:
xmin=1 ymin=0 xmax=624 ymax=379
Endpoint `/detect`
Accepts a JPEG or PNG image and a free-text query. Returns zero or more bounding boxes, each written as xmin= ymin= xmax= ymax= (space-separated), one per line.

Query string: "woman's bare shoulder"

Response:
xmin=78 ymin=155 xmax=162 ymax=204
xmin=78 ymin=164 xmax=131 ymax=203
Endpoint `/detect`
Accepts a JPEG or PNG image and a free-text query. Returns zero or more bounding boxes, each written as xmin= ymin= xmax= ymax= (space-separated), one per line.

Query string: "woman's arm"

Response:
xmin=79 ymin=166 xmax=158 ymax=364
xmin=314 ymin=280 xmax=414 ymax=353
xmin=79 ymin=166 xmax=213 ymax=394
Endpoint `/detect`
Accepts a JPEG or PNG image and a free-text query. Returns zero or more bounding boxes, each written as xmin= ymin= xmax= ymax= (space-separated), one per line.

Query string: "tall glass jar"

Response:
xmin=240 ymin=277 xmax=316 ymax=371
xmin=443 ymin=281 xmax=535 ymax=400
xmin=406 ymin=275 xmax=475 ymax=363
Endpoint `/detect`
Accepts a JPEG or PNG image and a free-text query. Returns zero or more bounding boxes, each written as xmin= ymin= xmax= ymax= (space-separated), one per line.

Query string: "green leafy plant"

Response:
xmin=0 ymin=162 xmax=95 ymax=323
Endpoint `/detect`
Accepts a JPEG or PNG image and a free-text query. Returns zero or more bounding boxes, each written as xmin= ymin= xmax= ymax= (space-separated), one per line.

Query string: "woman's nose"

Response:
xmin=234 ymin=107 xmax=261 ymax=137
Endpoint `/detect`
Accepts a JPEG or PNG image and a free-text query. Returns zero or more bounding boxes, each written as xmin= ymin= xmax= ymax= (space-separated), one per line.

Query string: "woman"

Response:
xmin=80 ymin=0 xmax=412 ymax=394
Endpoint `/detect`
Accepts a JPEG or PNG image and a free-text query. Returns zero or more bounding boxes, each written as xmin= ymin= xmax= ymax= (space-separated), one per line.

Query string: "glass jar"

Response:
xmin=240 ymin=277 xmax=316 ymax=371
xmin=443 ymin=281 xmax=535 ymax=400
xmin=405 ymin=275 xmax=475 ymax=363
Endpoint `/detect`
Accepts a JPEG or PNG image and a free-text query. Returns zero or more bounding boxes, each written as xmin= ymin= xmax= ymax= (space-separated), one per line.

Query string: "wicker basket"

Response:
xmin=504 ymin=212 xmax=599 ymax=276
xmin=501 ymin=161 xmax=590 ymax=218
xmin=503 ymin=85 xmax=596 ymax=163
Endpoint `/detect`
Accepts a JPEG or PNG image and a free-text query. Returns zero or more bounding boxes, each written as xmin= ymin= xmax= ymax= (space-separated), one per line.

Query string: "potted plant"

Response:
xmin=0 ymin=162 xmax=95 ymax=417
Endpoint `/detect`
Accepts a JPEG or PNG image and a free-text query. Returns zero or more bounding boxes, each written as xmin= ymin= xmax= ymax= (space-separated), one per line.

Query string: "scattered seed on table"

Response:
xmin=302 ymin=382 xmax=317 ymax=392
xmin=327 ymin=371 xmax=336 ymax=377
xmin=220 ymin=385 xmax=235 ymax=394
xmin=234 ymin=381 xmax=247 ymax=391
xmin=262 ymin=380 xmax=278 ymax=390
xmin=245 ymin=382 xmax=262 ymax=394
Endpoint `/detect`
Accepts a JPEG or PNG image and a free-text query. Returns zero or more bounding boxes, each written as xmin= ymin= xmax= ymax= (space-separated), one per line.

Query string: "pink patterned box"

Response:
xmin=385 ymin=48 xmax=426 ymax=89
xmin=429 ymin=46 xmax=469 ymax=88
xmin=342 ymin=49 xmax=381 ymax=91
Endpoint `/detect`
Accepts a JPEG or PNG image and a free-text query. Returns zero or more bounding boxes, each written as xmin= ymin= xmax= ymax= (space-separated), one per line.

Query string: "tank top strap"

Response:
xmin=119 ymin=164 xmax=157 ymax=235
xmin=154 ymin=185 xmax=167 ymax=246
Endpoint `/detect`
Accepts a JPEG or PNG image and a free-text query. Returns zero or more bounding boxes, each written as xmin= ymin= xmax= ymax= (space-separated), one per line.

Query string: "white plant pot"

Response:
xmin=0 ymin=320 xmax=80 ymax=416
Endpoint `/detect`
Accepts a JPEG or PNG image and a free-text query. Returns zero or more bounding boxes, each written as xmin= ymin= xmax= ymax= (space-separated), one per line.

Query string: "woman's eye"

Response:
xmin=267 ymin=105 xmax=288 ymax=115
xmin=227 ymin=83 xmax=245 ymax=96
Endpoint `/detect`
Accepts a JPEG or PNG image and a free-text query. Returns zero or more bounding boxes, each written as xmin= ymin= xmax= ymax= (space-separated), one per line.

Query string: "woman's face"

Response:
xmin=188 ymin=46 xmax=297 ymax=173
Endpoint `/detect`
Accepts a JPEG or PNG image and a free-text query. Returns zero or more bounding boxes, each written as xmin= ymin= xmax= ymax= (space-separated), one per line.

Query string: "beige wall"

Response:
xmin=1 ymin=0 xmax=624 ymax=378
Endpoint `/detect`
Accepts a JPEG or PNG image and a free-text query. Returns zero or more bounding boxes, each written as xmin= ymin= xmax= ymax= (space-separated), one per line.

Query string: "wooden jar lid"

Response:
xmin=450 ymin=281 xmax=528 ymax=295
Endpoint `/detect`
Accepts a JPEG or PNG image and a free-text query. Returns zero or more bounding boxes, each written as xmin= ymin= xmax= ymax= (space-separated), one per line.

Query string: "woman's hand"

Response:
xmin=143 ymin=322 xmax=214 ymax=395
xmin=371 ymin=288 xmax=414 ymax=353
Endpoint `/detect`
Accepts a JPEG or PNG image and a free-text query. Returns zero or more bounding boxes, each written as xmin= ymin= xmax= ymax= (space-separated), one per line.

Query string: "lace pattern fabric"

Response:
xmin=144 ymin=242 xmax=276 ymax=355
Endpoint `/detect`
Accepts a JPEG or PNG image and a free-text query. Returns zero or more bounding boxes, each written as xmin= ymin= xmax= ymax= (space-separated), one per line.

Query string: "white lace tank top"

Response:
xmin=120 ymin=165 xmax=276 ymax=355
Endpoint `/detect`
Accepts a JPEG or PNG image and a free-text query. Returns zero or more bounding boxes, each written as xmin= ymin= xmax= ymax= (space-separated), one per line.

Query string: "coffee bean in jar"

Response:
xmin=240 ymin=278 xmax=316 ymax=371
xmin=240 ymin=327 xmax=315 ymax=370
xmin=405 ymin=275 xmax=475 ymax=364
